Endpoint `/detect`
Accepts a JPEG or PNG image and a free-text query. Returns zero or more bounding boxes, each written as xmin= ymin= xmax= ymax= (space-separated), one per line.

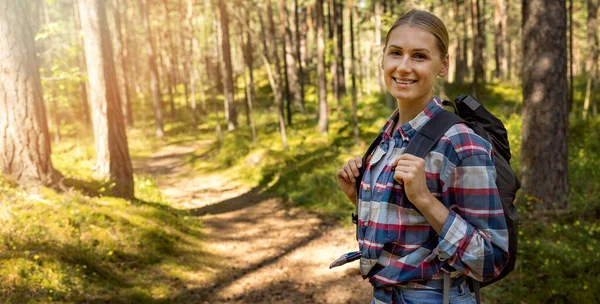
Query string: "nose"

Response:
xmin=396 ymin=56 xmax=412 ymax=74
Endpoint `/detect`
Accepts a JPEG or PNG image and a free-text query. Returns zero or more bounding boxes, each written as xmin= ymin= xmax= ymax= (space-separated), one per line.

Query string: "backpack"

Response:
xmin=354 ymin=95 xmax=520 ymax=304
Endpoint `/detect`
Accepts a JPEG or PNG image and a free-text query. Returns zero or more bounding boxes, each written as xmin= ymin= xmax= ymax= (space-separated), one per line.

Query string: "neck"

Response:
xmin=396 ymin=93 xmax=434 ymax=126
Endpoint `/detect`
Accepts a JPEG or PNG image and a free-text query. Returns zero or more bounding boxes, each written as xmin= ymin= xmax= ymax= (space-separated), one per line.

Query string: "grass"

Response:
xmin=1 ymin=77 xmax=599 ymax=303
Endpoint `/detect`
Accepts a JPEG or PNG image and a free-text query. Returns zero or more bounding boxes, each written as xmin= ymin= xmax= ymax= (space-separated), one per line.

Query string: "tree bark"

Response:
xmin=293 ymin=0 xmax=307 ymax=113
xmin=335 ymin=0 xmax=346 ymax=97
xmin=162 ymin=0 xmax=177 ymax=120
xmin=471 ymin=0 xmax=486 ymax=97
xmin=241 ymin=3 xmax=257 ymax=146
xmin=316 ymin=0 xmax=328 ymax=133
xmin=139 ymin=0 xmax=165 ymax=138
xmin=72 ymin=0 xmax=92 ymax=127
xmin=78 ymin=0 xmax=134 ymax=198
xmin=0 ymin=1 xmax=63 ymax=188
xmin=110 ymin=0 xmax=133 ymax=128
xmin=349 ymin=1 xmax=359 ymax=145
xmin=261 ymin=0 xmax=289 ymax=149
xmin=218 ymin=0 xmax=237 ymax=131
xmin=279 ymin=0 xmax=302 ymax=119
xmin=583 ymin=0 xmax=599 ymax=119
xmin=521 ymin=0 xmax=569 ymax=210
xmin=494 ymin=0 xmax=506 ymax=80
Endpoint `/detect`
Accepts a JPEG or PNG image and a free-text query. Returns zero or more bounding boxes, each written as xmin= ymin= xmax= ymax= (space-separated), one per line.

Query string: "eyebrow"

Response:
xmin=387 ymin=45 xmax=431 ymax=54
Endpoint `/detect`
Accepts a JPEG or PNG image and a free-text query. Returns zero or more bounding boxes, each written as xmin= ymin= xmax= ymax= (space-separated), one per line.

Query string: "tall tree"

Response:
xmin=316 ymin=0 xmax=328 ymax=133
xmin=333 ymin=0 xmax=346 ymax=107
xmin=349 ymin=1 xmax=359 ymax=145
xmin=583 ymin=0 xmax=599 ymax=118
xmin=162 ymin=0 xmax=178 ymax=119
xmin=293 ymin=0 xmax=306 ymax=113
xmin=241 ymin=2 xmax=257 ymax=146
xmin=494 ymin=0 xmax=506 ymax=80
xmin=72 ymin=0 xmax=91 ymax=127
xmin=521 ymin=0 xmax=568 ymax=209
xmin=78 ymin=0 xmax=134 ymax=198
xmin=110 ymin=0 xmax=133 ymax=127
xmin=0 ymin=1 xmax=62 ymax=188
xmin=260 ymin=0 xmax=289 ymax=149
xmin=218 ymin=0 xmax=237 ymax=131
xmin=471 ymin=0 xmax=486 ymax=97
xmin=139 ymin=0 xmax=165 ymax=138
xmin=278 ymin=0 xmax=302 ymax=120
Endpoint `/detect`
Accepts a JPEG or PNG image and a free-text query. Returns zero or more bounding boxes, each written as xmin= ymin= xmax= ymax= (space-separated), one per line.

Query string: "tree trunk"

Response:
xmin=139 ymin=0 xmax=165 ymax=138
xmin=316 ymin=0 xmax=328 ymax=133
xmin=242 ymin=3 xmax=257 ymax=146
xmin=218 ymin=0 xmax=237 ymax=131
xmin=349 ymin=2 xmax=359 ymax=145
xmin=583 ymin=0 xmax=599 ymax=119
xmin=162 ymin=0 xmax=177 ymax=120
xmin=72 ymin=0 xmax=92 ymax=127
xmin=261 ymin=0 xmax=289 ymax=149
xmin=0 ymin=1 xmax=62 ymax=188
xmin=494 ymin=0 xmax=506 ymax=80
xmin=335 ymin=0 xmax=346 ymax=97
xmin=293 ymin=0 xmax=306 ymax=114
xmin=279 ymin=0 xmax=302 ymax=119
xmin=521 ymin=0 xmax=569 ymax=210
xmin=471 ymin=0 xmax=485 ymax=97
xmin=78 ymin=0 xmax=134 ymax=198
xmin=188 ymin=0 xmax=200 ymax=127
xmin=110 ymin=0 xmax=133 ymax=127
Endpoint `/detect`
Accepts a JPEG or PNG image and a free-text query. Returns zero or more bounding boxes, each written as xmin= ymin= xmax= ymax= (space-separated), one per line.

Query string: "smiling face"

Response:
xmin=382 ymin=24 xmax=449 ymax=108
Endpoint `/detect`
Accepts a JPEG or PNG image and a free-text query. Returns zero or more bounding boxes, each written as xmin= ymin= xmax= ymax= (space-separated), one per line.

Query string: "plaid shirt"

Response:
xmin=355 ymin=97 xmax=509 ymax=303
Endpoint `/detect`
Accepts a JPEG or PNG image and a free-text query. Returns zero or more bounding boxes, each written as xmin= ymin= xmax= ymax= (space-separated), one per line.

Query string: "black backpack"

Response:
xmin=355 ymin=95 xmax=519 ymax=303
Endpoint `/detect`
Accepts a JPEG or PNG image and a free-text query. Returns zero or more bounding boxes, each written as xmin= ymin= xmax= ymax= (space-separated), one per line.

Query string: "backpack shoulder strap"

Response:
xmin=404 ymin=110 xmax=464 ymax=158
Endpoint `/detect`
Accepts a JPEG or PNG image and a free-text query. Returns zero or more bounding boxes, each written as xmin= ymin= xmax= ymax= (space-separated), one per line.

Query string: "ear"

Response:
xmin=438 ymin=54 xmax=449 ymax=77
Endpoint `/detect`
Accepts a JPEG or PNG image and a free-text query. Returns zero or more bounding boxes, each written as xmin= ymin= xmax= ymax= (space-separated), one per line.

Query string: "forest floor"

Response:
xmin=133 ymin=139 xmax=372 ymax=304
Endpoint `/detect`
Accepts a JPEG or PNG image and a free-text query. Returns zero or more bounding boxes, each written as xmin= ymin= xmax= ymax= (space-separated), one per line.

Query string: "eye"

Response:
xmin=414 ymin=53 xmax=427 ymax=60
xmin=389 ymin=49 xmax=402 ymax=56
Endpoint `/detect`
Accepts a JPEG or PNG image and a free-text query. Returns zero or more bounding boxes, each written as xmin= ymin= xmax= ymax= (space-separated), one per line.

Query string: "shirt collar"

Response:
xmin=380 ymin=96 xmax=445 ymax=142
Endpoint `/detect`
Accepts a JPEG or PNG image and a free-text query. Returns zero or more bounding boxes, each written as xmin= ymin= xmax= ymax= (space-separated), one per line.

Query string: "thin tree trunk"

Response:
xmin=583 ymin=0 xmax=598 ymax=119
xmin=78 ymin=0 xmax=134 ymax=198
xmin=111 ymin=0 xmax=133 ymax=127
xmin=316 ymin=0 xmax=328 ymax=133
xmin=568 ymin=0 xmax=574 ymax=111
xmin=139 ymin=0 xmax=165 ymax=138
xmin=494 ymin=0 xmax=506 ymax=80
xmin=471 ymin=0 xmax=485 ymax=98
xmin=279 ymin=0 xmax=302 ymax=120
xmin=0 ymin=1 xmax=63 ymax=188
xmin=218 ymin=0 xmax=238 ymax=131
xmin=335 ymin=0 xmax=346 ymax=97
xmin=73 ymin=0 xmax=91 ymax=126
xmin=293 ymin=0 xmax=306 ymax=114
xmin=188 ymin=0 xmax=199 ymax=127
xmin=241 ymin=4 xmax=257 ymax=146
xmin=260 ymin=0 xmax=289 ymax=149
xmin=162 ymin=0 xmax=177 ymax=119
xmin=521 ymin=0 xmax=569 ymax=210
xmin=349 ymin=1 xmax=359 ymax=145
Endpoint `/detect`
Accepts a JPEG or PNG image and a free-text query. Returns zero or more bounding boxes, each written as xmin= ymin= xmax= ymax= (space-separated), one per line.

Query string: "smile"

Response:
xmin=392 ymin=77 xmax=417 ymax=85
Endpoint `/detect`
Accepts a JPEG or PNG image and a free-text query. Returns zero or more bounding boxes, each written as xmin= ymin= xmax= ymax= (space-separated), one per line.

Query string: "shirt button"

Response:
xmin=362 ymin=184 xmax=369 ymax=191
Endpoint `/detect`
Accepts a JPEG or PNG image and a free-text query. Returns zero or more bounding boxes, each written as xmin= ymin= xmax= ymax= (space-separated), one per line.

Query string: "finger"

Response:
xmin=348 ymin=159 xmax=360 ymax=177
xmin=355 ymin=155 xmax=363 ymax=168
xmin=343 ymin=165 xmax=356 ymax=182
xmin=338 ymin=168 xmax=351 ymax=183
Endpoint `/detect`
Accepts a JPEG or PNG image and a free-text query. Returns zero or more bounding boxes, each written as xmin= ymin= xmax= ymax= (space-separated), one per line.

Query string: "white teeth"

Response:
xmin=393 ymin=77 xmax=416 ymax=85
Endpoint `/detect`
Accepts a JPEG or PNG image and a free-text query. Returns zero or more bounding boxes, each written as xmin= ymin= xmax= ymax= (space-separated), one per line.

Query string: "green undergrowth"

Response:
xmin=0 ymin=130 xmax=210 ymax=303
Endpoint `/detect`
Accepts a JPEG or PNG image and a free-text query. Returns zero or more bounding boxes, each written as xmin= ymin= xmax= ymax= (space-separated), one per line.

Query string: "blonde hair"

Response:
xmin=383 ymin=9 xmax=449 ymax=59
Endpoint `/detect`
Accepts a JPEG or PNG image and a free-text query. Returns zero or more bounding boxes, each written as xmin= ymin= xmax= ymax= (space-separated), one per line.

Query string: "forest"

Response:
xmin=0 ymin=0 xmax=599 ymax=303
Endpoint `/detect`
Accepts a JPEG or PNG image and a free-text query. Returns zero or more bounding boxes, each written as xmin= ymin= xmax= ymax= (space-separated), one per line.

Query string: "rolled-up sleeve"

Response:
xmin=436 ymin=153 xmax=510 ymax=282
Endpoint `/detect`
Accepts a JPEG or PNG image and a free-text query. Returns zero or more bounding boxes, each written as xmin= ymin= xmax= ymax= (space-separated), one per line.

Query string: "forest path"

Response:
xmin=133 ymin=140 xmax=372 ymax=303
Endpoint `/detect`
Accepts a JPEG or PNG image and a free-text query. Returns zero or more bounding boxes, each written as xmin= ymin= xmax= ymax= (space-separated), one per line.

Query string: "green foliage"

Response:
xmin=0 ymin=151 xmax=204 ymax=303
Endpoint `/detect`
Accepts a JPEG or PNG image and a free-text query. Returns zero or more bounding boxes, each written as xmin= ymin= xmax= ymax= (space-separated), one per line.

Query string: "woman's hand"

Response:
xmin=392 ymin=153 xmax=432 ymax=207
xmin=337 ymin=155 xmax=362 ymax=206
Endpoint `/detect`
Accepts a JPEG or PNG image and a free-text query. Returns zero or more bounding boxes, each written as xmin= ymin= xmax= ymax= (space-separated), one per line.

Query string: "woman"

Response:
xmin=336 ymin=9 xmax=509 ymax=304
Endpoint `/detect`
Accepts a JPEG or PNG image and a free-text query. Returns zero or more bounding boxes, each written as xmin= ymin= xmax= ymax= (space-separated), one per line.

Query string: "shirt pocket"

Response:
xmin=385 ymin=203 xmax=431 ymax=245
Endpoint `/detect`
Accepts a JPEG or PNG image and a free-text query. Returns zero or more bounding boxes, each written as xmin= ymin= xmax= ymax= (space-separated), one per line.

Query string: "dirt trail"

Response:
xmin=135 ymin=142 xmax=372 ymax=304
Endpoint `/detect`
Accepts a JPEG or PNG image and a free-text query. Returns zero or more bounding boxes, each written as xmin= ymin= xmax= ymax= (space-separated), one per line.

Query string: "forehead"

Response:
xmin=387 ymin=24 xmax=438 ymax=52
